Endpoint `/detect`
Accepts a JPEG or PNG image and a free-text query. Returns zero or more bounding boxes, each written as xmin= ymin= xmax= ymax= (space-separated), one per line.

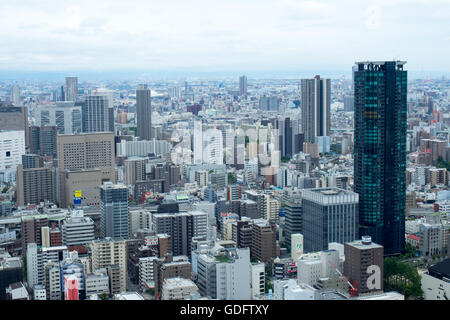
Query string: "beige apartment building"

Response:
xmin=89 ymin=238 xmax=127 ymax=292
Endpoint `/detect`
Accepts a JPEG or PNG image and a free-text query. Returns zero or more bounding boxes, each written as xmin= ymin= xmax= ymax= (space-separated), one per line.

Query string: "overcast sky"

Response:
xmin=0 ymin=0 xmax=449 ymax=77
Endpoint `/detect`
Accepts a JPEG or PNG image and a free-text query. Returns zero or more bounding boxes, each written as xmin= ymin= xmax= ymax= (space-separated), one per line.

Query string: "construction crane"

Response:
xmin=327 ymin=260 xmax=358 ymax=298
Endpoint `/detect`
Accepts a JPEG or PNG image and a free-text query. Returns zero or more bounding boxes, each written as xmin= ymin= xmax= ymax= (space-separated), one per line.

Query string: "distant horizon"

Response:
xmin=0 ymin=68 xmax=448 ymax=82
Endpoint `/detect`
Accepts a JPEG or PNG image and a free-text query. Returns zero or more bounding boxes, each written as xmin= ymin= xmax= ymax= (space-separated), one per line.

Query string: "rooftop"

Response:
xmin=428 ymin=258 xmax=450 ymax=280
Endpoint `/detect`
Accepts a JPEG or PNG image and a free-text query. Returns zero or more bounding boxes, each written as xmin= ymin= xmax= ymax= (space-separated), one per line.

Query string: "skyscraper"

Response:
xmin=301 ymin=75 xmax=331 ymax=143
xmin=100 ymin=182 xmax=129 ymax=240
xmin=239 ymin=75 xmax=247 ymax=96
xmin=82 ymin=94 xmax=109 ymax=133
xmin=302 ymin=188 xmax=359 ymax=252
xmin=152 ymin=211 xmax=207 ymax=257
xmin=136 ymin=84 xmax=152 ymax=140
xmin=354 ymin=61 xmax=407 ymax=256
xmin=11 ymin=85 xmax=20 ymax=106
xmin=65 ymin=77 xmax=78 ymax=102
xmin=36 ymin=102 xmax=82 ymax=134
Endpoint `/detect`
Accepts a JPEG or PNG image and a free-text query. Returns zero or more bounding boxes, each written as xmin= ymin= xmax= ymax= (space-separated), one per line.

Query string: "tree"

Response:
xmin=400 ymin=243 xmax=416 ymax=259
xmin=436 ymin=157 xmax=450 ymax=171
xmin=23 ymin=255 xmax=27 ymax=282
xmin=98 ymin=293 xmax=110 ymax=300
xmin=227 ymin=173 xmax=237 ymax=184
xmin=1 ymin=187 xmax=8 ymax=193
xmin=264 ymin=265 xmax=273 ymax=293
xmin=384 ymin=257 xmax=423 ymax=299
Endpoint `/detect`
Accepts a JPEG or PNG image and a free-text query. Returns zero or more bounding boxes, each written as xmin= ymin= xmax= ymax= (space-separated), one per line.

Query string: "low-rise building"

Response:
xmin=161 ymin=277 xmax=199 ymax=300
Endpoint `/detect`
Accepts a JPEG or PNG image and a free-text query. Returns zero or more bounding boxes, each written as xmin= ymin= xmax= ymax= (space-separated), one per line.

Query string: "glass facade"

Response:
xmin=354 ymin=61 xmax=407 ymax=256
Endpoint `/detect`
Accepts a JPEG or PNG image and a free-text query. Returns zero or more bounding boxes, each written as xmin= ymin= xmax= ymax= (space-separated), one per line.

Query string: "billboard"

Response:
xmin=73 ymin=190 xmax=82 ymax=205
xmin=291 ymin=234 xmax=304 ymax=261
xmin=145 ymin=236 xmax=159 ymax=246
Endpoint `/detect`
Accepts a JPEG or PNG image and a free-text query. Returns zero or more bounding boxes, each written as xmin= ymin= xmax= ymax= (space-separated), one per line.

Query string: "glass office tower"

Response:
xmin=354 ymin=61 xmax=407 ymax=256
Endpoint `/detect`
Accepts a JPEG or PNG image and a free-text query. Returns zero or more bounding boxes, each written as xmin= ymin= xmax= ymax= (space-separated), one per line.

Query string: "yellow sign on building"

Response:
xmin=74 ymin=190 xmax=82 ymax=198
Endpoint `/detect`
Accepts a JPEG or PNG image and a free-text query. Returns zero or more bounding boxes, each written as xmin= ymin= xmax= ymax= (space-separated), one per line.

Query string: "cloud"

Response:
xmin=0 ymin=0 xmax=448 ymax=74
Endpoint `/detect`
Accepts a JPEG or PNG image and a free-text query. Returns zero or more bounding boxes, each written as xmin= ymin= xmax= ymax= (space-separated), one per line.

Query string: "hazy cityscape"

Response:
xmin=0 ymin=0 xmax=449 ymax=305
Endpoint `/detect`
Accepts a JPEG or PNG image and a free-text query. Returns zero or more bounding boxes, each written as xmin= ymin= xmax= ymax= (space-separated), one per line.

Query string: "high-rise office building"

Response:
xmin=283 ymin=201 xmax=302 ymax=250
xmin=100 ymin=182 xmax=129 ymax=240
xmin=301 ymin=75 xmax=331 ymax=143
xmin=136 ymin=84 xmax=152 ymax=140
xmin=302 ymin=188 xmax=359 ymax=252
xmin=36 ymin=102 xmax=82 ymax=134
xmin=152 ymin=211 xmax=207 ymax=257
xmin=11 ymin=85 xmax=20 ymax=106
xmin=82 ymin=94 xmax=109 ymax=133
xmin=354 ymin=61 xmax=407 ymax=256
xmin=29 ymin=126 xmax=58 ymax=157
xmin=259 ymin=96 xmax=280 ymax=111
xmin=65 ymin=77 xmax=78 ymax=102
xmin=343 ymin=95 xmax=355 ymax=112
xmin=239 ymin=75 xmax=247 ymax=96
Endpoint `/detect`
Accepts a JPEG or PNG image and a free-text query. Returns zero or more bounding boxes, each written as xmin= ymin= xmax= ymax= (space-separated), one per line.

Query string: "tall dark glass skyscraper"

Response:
xmin=354 ymin=61 xmax=407 ymax=256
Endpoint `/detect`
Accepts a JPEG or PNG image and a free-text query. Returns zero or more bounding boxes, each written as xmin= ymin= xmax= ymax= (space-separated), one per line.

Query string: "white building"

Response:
xmin=138 ymin=256 xmax=158 ymax=290
xmin=129 ymin=209 xmax=152 ymax=235
xmin=266 ymin=197 xmax=280 ymax=222
xmin=0 ymin=130 xmax=25 ymax=182
xmin=33 ymin=285 xmax=47 ymax=300
xmin=116 ymin=139 xmax=172 ymax=158
xmin=297 ymin=250 xmax=340 ymax=287
xmin=62 ymin=215 xmax=95 ymax=246
xmin=161 ymin=277 xmax=199 ymax=300
xmin=114 ymin=292 xmax=145 ymax=300
xmin=291 ymin=234 xmax=304 ymax=261
xmin=406 ymin=218 xmax=425 ymax=235
xmin=195 ymin=170 xmax=209 ymax=188
xmin=27 ymin=243 xmax=69 ymax=288
xmin=6 ymin=282 xmax=30 ymax=300
xmin=251 ymin=263 xmax=265 ymax=299
xmin=85 ymin=270 xmax=109 ymax=297
xmin=419 ymin=222 xmax=445 ymax=256
xmin=35 ymin=102 xmax=82 ymax=134
xmin=196 ymin=247 xmax=251 ymax=300
xmin=274 ymin=279 xmax=317 ymax=300
xmin=11 ymin=85 xmax=20 ymax=106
